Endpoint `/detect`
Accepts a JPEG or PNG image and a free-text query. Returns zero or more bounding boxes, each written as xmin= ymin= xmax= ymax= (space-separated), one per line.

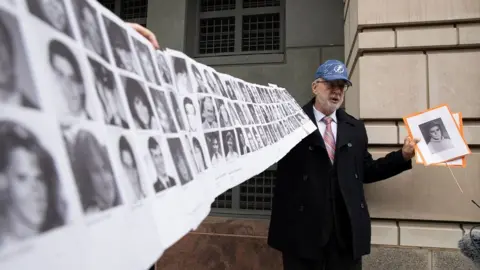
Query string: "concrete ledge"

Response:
xmin=194 ymin=53 xmax=285 ymax=66
xmin=365 ymin=122 xmax=398 ymax=144
xmin=432 ymin=250 xmax=477 ymax=270
xmin=371 ymin=220 xmax=399 ymax=245
xmin=459 ymin=23 xmax=480 ymax=45
xmin=396 ymin=25 xmax=458 ymax=48
xmin=464 ymin=123 xmax=480 ymax=145
xmin=358 ymin=29 xmax=396 ymax=49
xmin=363 ymin=246 xmax=430 ymax=270
xmin=399 ymin=221 xmax=463 ymax=248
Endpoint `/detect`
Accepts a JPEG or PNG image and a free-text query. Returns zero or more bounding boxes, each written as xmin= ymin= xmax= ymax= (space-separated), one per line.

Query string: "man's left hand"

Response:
xmin=402 ymin=136 xmax=420 ymax=161
xmin=126 ymin=22 xmax=159 ymax=49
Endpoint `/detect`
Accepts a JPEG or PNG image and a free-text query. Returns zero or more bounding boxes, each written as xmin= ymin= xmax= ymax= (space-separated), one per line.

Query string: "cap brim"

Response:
xmin=323 ymin=75 xmax=353 ymax=86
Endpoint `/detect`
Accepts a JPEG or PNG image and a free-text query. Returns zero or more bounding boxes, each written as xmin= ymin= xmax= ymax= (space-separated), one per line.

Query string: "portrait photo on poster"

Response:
xmin=166 ymin=137 xmax=194 ymax=185
xmin=171 ymin=56 xmax=193 ymax=94
xmin=216 ymin=98 xmax=232 ymax=128
xmin=199 ymin=95 xmax=219 ymax=130
xmin=132 ymin=38 xmax=160 ymax=85
xmin=204 ymin=131 xmax=224 ymax=167
xmin=47 ymin=37 xmax=95 ymax=120
xmin=189 ymin=63 xmax=209 ymax=94
xmin=71 ymin=0 xmax=109 ymax=61
xmin=121 ymin=75 xmax=159 ymax=130
xmin=155 ymin=50 xmax=173 ymax=86
xmin=222 ymin=130 xmax=239 ymax=162
xmin=182 ymin=96 xmax=201 ymax=132
xmin=226 ymin=101 xmax=240 ymax=126
xmin=0 ymin=113 xmax=68 ymax=248
xmin=26 ymin=0 xmax=74 ymax=38
xmin=416 ymin=112 xmax=466 ymax=167
xmin=87 ymin=56 xmax=129 ymax=129
xmin=236 ymin=127 xmax=250 ymax=155
xmin=190 ymin=135 xmax=209 ymax=173
xmin=404 ymin=105 xmax=471 ymax=165
xmin=116 ymin=134 xmax=148 ymax=203
xmin=102 ymin=15 xmax=139 ymax=74
xmin=0 ymin=9 xmax=40 ymax=110
xmin=168 ymin=91 xmax=186 ymax=131
xmin=149 ymin=88 xmax=178 ymax=134
xmin=61 ymin=122 xmax=122 ymax=215
xmin=145 ymin=135 xmax=177 ymax=193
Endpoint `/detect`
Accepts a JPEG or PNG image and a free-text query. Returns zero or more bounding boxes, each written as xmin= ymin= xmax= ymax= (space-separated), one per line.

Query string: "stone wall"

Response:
xmin=344 ymin=0 xmax=480 ymax=223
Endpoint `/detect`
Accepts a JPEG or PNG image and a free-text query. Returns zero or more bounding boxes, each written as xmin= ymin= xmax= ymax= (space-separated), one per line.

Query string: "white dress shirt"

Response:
xmin=312 ymin=106 xmax=338 ymax=141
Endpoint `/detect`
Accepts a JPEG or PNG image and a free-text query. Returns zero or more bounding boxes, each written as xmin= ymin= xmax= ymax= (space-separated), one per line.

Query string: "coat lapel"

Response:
xmin=303 ymin=99 xmax=326 ymax=149
xmin=335 ymin=109 xmax=355 ymax=151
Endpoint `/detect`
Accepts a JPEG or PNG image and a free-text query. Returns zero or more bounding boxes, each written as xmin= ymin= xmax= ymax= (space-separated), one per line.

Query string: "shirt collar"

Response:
xmin=312 ymin=105 xmax=337 ymax=124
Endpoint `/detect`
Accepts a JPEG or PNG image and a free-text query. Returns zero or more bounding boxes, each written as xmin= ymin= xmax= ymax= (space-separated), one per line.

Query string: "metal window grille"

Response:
xmin=201 ymin=0 xmax=236 ymax=12
xmin=239 ymin=170 xmax=276 ymax=210
xmin=121 ymin=0 xmax=148 ymax=20
xmin=199 ymin=17 xmax=236 ymax=54
xmin=196 ymin=0 xmax=284 ymax=56
xmin=211 ymin=188 xmax=234 ymax=208
xmin=242 ymin=13 xmax=280 ymax=52
xmin=97 ymin=0 xmax=116 ymax=13
xmin=243 ymin=0 xmax=280 ymax=8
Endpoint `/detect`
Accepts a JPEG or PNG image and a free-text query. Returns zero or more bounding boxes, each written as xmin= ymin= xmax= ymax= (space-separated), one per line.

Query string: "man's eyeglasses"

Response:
xmin=316 ymin=80 xmax=350 ymax=92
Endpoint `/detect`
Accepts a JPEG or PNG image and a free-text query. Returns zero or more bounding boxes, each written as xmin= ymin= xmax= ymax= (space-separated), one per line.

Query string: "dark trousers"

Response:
xmin=282 ymin=235 xmax=362 ymax=270
xmin=147 ymin=265 xmax=155 ymax=270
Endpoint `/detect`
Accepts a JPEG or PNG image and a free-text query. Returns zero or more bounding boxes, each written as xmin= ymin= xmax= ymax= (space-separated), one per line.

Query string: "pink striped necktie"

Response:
xmin=322 ymin=116 xmax=335 ymax=164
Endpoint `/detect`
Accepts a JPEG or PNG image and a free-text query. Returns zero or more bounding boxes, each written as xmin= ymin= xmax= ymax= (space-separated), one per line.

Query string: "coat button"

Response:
xmin=360 ymin=203 xmax=364 ymax=208
xmin=299 ymin=205 xmax=304 ymax=212
xmin=355 ymin=173 xmax=358 ymax=179
xmin=348 ymin=143 xmax=352 ymax=147
xmin=303 ymin=175 xmax=308 ymax=181
xmin=308 ymin=146 xmax=314 ymax=151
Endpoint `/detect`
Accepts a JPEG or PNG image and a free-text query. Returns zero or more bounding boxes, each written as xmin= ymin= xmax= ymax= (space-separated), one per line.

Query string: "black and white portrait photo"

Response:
xmin=247 ymin=104 xmax=259 ymax=124
xmin=234 ymin=103 xmax=247 ymax=125
xmin=0 ymin=120 xmax=66 ymax=247
xmin=147 ymin=136 xmax=176 ymax=193
xmin=199 ymin=96 xmax=218 ymax=129
xmin=226 ymin=101 xmax=240 ymax=126
xmin=122 ymin=76 xmax=158 ymax=130
xmin=0 ymin=10 xmax=40 ymax=109
xmin=133 ymin=39 xmax=160 ymax=85
xmin=156 ymin=51 xmax=173 ymax=85
xmin=190 ymin=64 xmax=209 ymax=93
xmin=242 ymin=103 xmax=254 ymax=125
xmin=238 ymin=81 xmax=251 ymax=102
xmin=204 ymin=132 xmax=223 ymax=166
xmin=244 ymin=127 xmax=257 ymax=152
xmin=251 ymin=127 xmax=264 ymax=149
xmin=191 ymin=136 xmax=208 ymax=172
xmin=215 ymin=99 xmax=232 ymax=128
xmin=222 ymin=130 xmax=239 ymax=162
xmin=171 ymin=56 xmax=193 ymax=93
xmin=118 ymin=135 xmax=147 ymax=202
xmin=203 ymin=69 xmax=221 ymax=96
xmin=236 ymin=128 xmax=250 ymax=155
xmin=166 ymin=137 xmax=193 ymax=185
xmin=72 ymin=0 xmax=108 ymax=61
xmin=103 ymin=16 xmax=139 ymax=74
xmin=224 ymin=80 xmax=237 ymax=100
xmin=88 ymin=57 xmax=129 ymax=128
xmin=149 ymin=88 xmax=177 ymax=133
xmin=48 ymin=39 xmax=93 ymax=120
xmin=183 ymin=97 xmax=200 ymax=132
xmin=168 ymin=91 xmax=186 ymax=131
xmin=26 ymin=0 xmax=74 ymax=37
xmin=212 ymin=72 xmax=228 ymax=97
xmin=419 ymin=118 xmax=454 ymax=154
xmin=62 ymin=125 xmax=122 ymax=215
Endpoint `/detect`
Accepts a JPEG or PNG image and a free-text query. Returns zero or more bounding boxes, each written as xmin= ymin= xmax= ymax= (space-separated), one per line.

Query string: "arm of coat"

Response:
xmin=361 ymin=124 xmax=412 ymax=184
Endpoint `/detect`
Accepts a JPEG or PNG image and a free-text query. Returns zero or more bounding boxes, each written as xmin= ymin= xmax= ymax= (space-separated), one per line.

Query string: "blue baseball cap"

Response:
xmin=314 ymin=60 xmax=352 ymax=86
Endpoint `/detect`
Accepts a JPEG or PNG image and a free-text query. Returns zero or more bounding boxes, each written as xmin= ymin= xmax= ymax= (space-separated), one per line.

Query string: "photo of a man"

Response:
xmin=200 ymin=96 xmax=218 ymax=129
xmin=133 ymin=39 xmax=160 ymax=84
xmin=73 ymin=0 xmax=108 ymax=60
xmin=88 ymin=57 xmax=129 ymax=128
xmin=183 ymin=97 xmax=200 ymax=132
xmin=147 ymin=136 xmax=176 ymax=193
xmin=149 ymin=89 xmax=177 ymax=133
xmin=419 ymin=118 xmax=455 ymax=154
xmin=103 ymin=17 xmax=139 ymax=74
xmin=204 ymin=132 xmax=223 ymax=166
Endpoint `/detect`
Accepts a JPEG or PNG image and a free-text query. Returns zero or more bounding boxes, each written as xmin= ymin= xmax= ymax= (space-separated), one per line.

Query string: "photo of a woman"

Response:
xmin=222 ymin=130 xmax=239 ymax=162
xmin=27 ymin=0 xmax=73 ymax=37
xmin=191 ymin=137 xmax=207 ymax=172
xmin=0 ymin=120 xmax=65 ymax=247
xmin=62 ymin=127 xmax=121 ymax=215
xmin=118 ymin=135 xmax=146 ymax=202
xmin=123 ymin=77 xmax=158 ymax=130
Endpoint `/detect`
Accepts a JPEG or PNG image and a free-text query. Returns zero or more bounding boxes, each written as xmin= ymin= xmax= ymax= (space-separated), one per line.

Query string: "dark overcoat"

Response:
xmin=267 ymin=98 xmax=412 ymax=259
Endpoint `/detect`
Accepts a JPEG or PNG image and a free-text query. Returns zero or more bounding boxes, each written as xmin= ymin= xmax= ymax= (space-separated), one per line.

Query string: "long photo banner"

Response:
xmin=0 ymin=0 xmax=317 ymax=269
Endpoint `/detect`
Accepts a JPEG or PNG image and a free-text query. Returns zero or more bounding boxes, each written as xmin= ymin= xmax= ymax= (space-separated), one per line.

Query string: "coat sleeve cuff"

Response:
xmin=393 ymin=149 xmax=413 ymax=170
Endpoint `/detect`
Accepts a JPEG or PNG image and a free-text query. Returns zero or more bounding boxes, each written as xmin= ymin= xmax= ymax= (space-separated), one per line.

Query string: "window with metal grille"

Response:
xmin=97 ymin=0 xmax=116 ymax=13
xmin=196 ymin=0 xmax=284 ymax=57
xmin=211 ymin=188 xmax=234 ymax=209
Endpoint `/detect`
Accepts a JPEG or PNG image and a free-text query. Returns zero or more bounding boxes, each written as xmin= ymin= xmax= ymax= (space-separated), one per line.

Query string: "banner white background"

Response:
xmin=0 ymin=1 xmax=317 ymax=269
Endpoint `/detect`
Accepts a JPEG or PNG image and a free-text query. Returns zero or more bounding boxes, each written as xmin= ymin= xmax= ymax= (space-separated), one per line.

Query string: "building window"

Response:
xmin=196 ymin=0 xmax=284 ymax=57
xmin=97 ymin=0 xmax=148 ymax=26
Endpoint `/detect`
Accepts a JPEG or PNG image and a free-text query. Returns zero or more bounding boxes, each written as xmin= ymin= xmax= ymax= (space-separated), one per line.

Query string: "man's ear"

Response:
xmin=311 ymin=81 xmax=317 ymax=94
